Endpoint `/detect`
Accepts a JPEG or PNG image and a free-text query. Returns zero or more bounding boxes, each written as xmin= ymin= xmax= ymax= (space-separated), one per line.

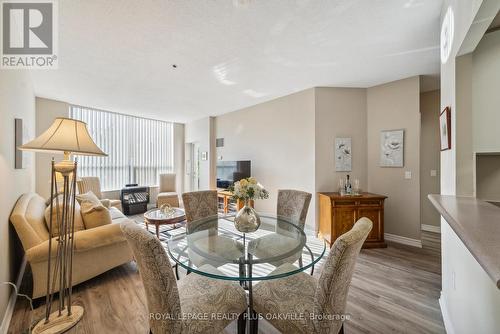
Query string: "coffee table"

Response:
xmin=143 ymin=207 xmax=186 ymax=238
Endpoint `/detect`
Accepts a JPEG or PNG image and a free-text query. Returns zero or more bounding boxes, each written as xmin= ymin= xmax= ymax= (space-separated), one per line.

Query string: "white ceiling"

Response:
xmin=32 ymin=0 xmax=443 ymax=123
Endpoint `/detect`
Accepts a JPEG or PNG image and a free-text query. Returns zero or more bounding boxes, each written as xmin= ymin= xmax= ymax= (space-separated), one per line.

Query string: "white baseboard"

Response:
xmin=439 ymin=292 xmax=455 ymax=334
xmin=0 ymin=256 xmax=27 ymax=334
xmin=384 ymin=233 xmax=422 ymax=248
xmin=422 ymin=224 xmax=441 ymax=233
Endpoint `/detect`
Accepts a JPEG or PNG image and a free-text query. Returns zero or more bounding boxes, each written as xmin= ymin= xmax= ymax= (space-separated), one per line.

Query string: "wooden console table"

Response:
xmin=217 ymin=189 xmax=254 ymax=214
xmin=318 ymin=192 xmax=387 ymax=248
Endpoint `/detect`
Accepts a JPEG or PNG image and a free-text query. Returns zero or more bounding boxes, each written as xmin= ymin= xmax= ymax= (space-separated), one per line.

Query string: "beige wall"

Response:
xmin=215 ymin=89 xmax=316 ymax=226
xmin=455 ymin=54 xmax=474 ymax=196
xmin=35 ymin=97 xmax=69 ymax=199
xmin=476 ymin=155 xmax=500 ymax=201
xmin=420 ymin=90 xmax=441 ymax=228
xmin=367 ymin=76 xmax=421 ymax=240
xmin=0 ymin=72 xmax=36 ymax=323
xmin=473 ymin=30 xmax=500 ymax=153
xmin=314 ymin=87 xmax=367 ymax=230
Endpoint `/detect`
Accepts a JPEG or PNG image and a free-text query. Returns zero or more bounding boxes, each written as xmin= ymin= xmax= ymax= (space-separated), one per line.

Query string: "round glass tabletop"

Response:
xmin=166 ymin=214 xmax=326 ymax=281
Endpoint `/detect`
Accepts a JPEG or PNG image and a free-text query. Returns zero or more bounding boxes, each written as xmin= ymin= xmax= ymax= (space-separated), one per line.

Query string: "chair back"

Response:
xmin=77 ymin=177 xmax=102 ymax=199
xmin=181 ymin=190 xmax=218 ymax=225
xmin=314 ymin=218 xmax=372 ymax=333
xmin=277 ymin=189 xmax=312 ymax=229
xmin=121 ymin=222 xmax=182 ymax=334
xmin=159 ymin=173 xmax=176 ymax=193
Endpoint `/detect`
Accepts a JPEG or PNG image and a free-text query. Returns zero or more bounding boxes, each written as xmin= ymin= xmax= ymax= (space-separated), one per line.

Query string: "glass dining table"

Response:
xmin=166 ymin=213 xmax=326 ymax=331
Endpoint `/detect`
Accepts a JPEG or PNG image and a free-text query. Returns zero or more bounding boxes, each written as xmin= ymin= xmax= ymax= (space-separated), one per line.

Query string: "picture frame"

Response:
xmin=335 ymin=137 xmax=352 ymax=172
xmin=440 ymin=106 xmax=451 ymax=151
xmin=380 ymin=129 xmax=404 ymax=167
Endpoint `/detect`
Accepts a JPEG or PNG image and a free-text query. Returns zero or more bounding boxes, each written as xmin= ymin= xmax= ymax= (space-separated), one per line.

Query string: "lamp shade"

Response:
xmin=19 ymin=117 xmax=107 ymax=156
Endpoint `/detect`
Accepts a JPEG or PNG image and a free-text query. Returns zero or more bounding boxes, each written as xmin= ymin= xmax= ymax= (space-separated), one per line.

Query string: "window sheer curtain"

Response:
xmin=70 ymin=105 xmax=174 ymax=191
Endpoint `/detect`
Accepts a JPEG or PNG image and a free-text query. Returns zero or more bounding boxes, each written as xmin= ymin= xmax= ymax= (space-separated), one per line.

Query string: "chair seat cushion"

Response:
xmin=253 ymin=263 xmax=318 ymax=334
xmin=177 ymin=264 xmax=247 ymax=333
xmin=248 ymin=233 xmax=302 ymax=267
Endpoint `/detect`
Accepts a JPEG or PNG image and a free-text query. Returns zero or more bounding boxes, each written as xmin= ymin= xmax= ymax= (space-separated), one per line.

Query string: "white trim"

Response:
xmin=0 ymin=256 xmax=27 ymax=334
xmin=384 ymin=233 xmax=422 ymax=248
xmin=421 ymin=224 xmax=441 ymax=233
xmin=439 ymin=292 xmax=455 ymax=334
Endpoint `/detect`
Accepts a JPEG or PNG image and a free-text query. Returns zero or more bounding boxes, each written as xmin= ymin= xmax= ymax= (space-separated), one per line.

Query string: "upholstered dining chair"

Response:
xmin=249 ymin=189 xmax=312 ymax=269
xmin=121 ymin=222 xmax=247 ymax=334
xmin=77 ymin=176 xmax=123 ymax=211
xmin=252 ymin=217 xmax=373 ymax=334
xmin=157 ymin=173 xmax=180 ymax=208
xmin=181 ymin=190 xmax=218 ymax=224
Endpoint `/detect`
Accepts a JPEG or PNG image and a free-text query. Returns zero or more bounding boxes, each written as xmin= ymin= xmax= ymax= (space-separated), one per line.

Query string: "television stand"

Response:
xmin=217 ymin=189 xmax=254 ymax=214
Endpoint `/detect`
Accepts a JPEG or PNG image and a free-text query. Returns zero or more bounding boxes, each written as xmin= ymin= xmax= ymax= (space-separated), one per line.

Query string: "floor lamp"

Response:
xmin=19 ymin=117 xmax=106 ymax=334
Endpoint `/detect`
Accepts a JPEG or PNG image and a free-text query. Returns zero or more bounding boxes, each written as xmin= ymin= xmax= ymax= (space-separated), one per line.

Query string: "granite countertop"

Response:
xmin=428 ymin=194 xmax=500 ymax=289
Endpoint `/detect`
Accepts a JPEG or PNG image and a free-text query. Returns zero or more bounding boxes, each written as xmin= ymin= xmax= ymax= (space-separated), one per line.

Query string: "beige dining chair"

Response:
xmin=249 ymin=189 xmax=312 ymax=268
xmin=157 ymin=173 xmax=180 ymax=207
xmin=252 ymin=217 xmax=373 ymax=334
xmin=121 ymin=222 xmax=247 ymax=334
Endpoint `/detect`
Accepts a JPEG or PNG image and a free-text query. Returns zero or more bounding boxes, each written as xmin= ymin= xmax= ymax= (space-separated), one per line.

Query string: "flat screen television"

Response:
xmin=216 ymin=160 xmax=251 ymax=189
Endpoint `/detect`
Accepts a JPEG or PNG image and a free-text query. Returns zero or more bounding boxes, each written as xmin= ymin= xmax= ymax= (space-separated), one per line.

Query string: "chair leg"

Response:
xmin=237 ymin=312 xmax=246 ymax=334
xmin=339 ymin=323 xmax=344 ymax=334
xmin=174 ymin=263 xmax=179 ymax=280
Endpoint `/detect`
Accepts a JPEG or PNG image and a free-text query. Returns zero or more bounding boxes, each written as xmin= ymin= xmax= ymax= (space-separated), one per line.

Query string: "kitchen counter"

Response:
xmin=428 ymin=194 xmax=500 ymax=289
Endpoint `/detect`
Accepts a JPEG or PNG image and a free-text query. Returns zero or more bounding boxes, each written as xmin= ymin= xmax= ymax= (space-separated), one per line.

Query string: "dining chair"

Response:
xmin=252 ymin=217 xmax=373 ymax=334
xmin=181 ymin=190 xmax=243 ymax=270
xmin=121 ymin=222 xmax=247 ymax=334
xmin=157 ymin=173 xmax=180 ymax=208
xmin=249 ymin=189 xmax=312 ymax=269
xmin=182 ymin=190 xmax=218 ymax=225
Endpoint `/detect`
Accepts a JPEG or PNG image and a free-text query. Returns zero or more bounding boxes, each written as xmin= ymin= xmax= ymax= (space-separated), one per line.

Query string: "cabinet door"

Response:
xmin=356 ymin=207 xmax=381 ymax=241
xmin=334 ymin=207 xmax=356 ymax=238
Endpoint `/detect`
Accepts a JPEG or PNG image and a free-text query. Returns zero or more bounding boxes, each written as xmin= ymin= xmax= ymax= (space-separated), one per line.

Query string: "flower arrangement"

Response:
xmin=229 ymin=177 xmax=269 ymax=202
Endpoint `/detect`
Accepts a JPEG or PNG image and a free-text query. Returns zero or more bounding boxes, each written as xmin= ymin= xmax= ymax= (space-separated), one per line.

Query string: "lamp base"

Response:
xmin=32 ymin=306 xmax=84 ymax=334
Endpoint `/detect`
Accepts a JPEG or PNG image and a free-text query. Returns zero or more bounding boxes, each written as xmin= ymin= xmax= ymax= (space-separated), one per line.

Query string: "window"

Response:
xmin=70 ymin=105 xmax=174 ymax=191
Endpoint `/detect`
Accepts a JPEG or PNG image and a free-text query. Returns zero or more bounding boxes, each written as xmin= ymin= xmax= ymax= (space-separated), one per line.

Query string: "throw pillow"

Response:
xmin=79 ymin=201 xmax=112 ymax=229
xmin=75 ymin=191 xmax=101 ymax=206
xmin=44 ymin=196 xmax=85 ymax=237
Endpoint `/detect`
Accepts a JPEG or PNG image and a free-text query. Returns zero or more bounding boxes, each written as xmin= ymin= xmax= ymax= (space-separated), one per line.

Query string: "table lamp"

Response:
xmin=19 ymin=117 xmax=106 ymax=334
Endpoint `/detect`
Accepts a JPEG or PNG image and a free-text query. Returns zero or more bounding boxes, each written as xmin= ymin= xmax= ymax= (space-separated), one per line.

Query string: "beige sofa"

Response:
xmin=10 ymin=193 xmax=134 ymax=299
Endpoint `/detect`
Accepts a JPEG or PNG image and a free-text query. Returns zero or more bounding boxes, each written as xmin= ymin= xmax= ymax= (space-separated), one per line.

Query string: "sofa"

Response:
xmin=10 ymin=193 xmax=134 ymax=299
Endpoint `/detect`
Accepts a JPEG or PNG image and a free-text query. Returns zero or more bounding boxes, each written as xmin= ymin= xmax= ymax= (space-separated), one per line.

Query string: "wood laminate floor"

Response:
xmin=8 ymin=241 xmax=444 ymax=334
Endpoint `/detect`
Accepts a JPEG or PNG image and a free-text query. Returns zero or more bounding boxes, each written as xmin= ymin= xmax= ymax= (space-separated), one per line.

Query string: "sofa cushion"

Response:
xmin=44 ymin=196 xmax=85 ymax=237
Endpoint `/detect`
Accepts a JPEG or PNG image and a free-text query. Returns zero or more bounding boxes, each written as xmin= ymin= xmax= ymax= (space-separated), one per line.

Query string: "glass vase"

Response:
xmin=234 ymin=199 xmax=261 ymax=233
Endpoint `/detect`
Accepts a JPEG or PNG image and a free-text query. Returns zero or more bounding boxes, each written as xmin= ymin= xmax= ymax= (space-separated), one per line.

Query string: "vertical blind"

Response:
xmin=70 ymin=105 xmax=174 ymax=191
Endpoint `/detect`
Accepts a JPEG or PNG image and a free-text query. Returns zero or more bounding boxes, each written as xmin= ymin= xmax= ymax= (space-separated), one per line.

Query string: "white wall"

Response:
xmin=439 ymin=1 xmax=500 ymax=332
xmin=0 ymin=71 xmax=36 ymax=324
xmin=367 ymin=76 xmax=422 ymax=240
xmin=215 ymin=89 xmax=316 ymax=225
xmin=35 ymin=97 xmax=69 ymax=199
xmin=472 ymin=30 xmax=500 ymax=153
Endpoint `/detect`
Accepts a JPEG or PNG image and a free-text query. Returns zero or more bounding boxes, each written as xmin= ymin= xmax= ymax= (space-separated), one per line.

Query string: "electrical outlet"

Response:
xmin=430 ymin=170 xmax=437 ymax=177
xmin=405 ymin=171 xmax=412 ymax=179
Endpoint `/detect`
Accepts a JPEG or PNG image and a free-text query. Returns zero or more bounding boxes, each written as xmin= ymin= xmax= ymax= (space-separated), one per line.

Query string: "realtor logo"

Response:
xmin=1 ymin=0 xmax=58 ymax=68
